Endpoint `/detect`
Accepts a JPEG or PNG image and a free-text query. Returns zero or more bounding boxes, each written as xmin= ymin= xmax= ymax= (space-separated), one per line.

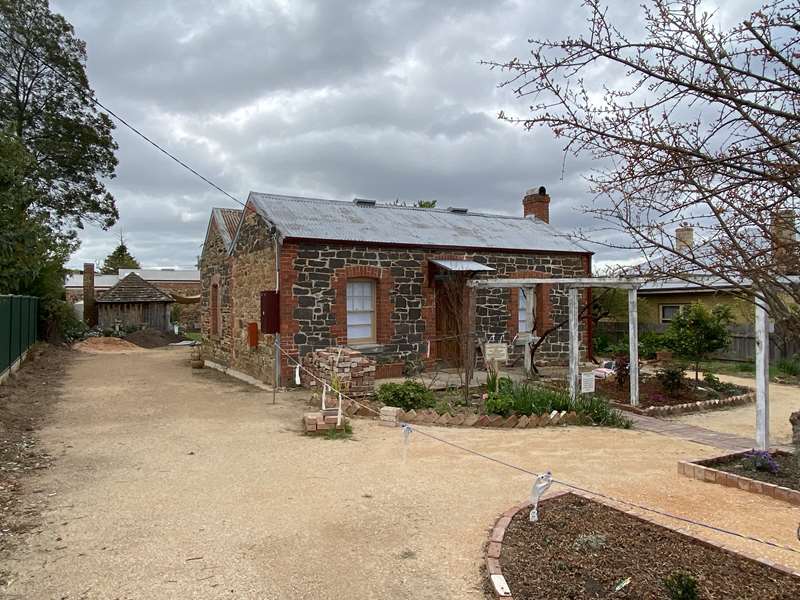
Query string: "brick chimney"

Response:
xmin=83 ymin=262 xmax=97 ymax=326
xmin=675 ymin=226 xmax=694 ymax=252
xmin=523 ymin=186 xmax=550 ymax=224
xmin=772 ymin=209 xmax=798 ymax=273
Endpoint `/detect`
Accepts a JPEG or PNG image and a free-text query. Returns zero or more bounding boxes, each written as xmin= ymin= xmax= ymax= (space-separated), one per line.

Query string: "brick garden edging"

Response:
xmin=678 ymin=450 xmax=800 ymax=506
xmin=486 ymin=490 xmax=800 ymax=599
xmin=614 ymin=390 xmax=754 ymax=417
xmin=377 ymin=406 xmax=581 ymax=429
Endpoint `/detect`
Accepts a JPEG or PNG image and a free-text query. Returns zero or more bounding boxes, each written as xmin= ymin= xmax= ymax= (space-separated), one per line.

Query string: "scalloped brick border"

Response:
xmin=486 ymin=490 xmax=800 ymax=599
xmin=678 ymin=450 xmax=800 ymax=506
xmin=615 ymin=391 xmax=754 ymax=417
xmin=376 ymin=406 xmax=582 ymax=428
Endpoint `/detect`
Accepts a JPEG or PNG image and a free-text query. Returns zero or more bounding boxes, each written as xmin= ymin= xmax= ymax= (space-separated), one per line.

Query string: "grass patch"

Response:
xmin=322 ymin=421 xmax=353 ymax=440
xmin=183 ymin=331 xmax=202 ymax=342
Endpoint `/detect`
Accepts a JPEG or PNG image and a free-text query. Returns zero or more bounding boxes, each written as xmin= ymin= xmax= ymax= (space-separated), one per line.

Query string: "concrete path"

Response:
xmin=670 ymin=374 xmax=800 ymax=447
xmin=3 ymin=348 xmax=799 ymax=599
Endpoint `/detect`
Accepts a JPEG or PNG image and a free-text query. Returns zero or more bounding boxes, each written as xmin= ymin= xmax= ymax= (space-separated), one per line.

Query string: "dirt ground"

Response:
xmin=1 ymin=348 xmax=799 ymax=599
xmin=671 ymin=373 xmax=800 ymax=446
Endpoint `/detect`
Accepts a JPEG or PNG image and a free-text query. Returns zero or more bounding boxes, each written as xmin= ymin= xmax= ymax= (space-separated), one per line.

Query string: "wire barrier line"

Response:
xmin=0 ymin=30 xmax=245 ymax=209
xmin=407 ymin=425 xmax=800 ymax=557
xmin=274 ymin=341 xmax=800 ymax=557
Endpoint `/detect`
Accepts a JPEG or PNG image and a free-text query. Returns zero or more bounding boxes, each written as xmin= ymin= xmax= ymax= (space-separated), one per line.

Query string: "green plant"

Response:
xmin=639 ymin=331 xmax=666 ymax=360
xmin=323 ymin=421 xmax=353 ymax=440
xmin=375 ymin=381 xmax=435 ymax=411
xmin=742 ymin=449 xmax=780 ymax=474
xmin=656 ymin=363 xmax=686 ymax=397
xmin=776 ymin=355 xmax=800 ymax=378
xmin=702 ymin=372 xmax=741 ymax=397
xmin=663 ymin=571 xmax=699 ymax=600
xmin=484 ymin=394 xmax=514 ymax=417
xmin=664 ymin=303 xmax=734 ymax=379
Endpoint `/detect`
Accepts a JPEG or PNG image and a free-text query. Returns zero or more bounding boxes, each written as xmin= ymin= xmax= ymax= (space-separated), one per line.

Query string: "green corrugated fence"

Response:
xmin=0 ymin=295 xmax=39 ymax=379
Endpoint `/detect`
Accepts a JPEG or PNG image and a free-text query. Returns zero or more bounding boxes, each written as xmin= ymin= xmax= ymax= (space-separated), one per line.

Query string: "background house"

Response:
xmin=67 ymin=265 xmax=201 ymax=330
xmin=200 ymin=188 xmax=593 ymax=385
xmin=95 ymin=273 xmax=175 ymax=332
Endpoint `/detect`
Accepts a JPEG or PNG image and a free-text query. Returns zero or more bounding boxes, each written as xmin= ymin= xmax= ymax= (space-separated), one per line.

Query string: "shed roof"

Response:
xmin=247 ymin=192 xmax=589 ymax=254
xmin=96 ymin=273 xmax=174 ymax=303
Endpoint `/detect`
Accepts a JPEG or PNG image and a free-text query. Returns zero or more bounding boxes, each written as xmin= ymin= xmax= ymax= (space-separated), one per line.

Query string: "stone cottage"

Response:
xmin=199 ymin=189 xmax=593 ymax=386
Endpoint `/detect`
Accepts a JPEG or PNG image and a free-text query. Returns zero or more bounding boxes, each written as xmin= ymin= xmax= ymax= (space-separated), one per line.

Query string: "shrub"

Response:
xmin=484 ymin=382 xmax=631 ymax=428
xmin=639 ymin=331 xmax=666 ymax=359
xmin=702 ymin=372 xmax=741 ymax=397
xmin=656 ymin=363 xmax=686 ymax=397
xmin=613 ymin=355 xmax=630 ymax=390
xmin=663 ymin=571 xmax=699 ymax=600
xmin=742 ymin=449 xmax=780 ymax=474
xmin=375 ymin=381 xmax=435 ymax=411
xmin=776 ymin=355 xmax=800 ymax=377
xmin=664 ymin=303 xmax=733 ymax=379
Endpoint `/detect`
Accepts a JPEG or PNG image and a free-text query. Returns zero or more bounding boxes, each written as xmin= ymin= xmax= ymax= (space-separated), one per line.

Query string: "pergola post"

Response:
xmin=568 ymin=287 xmax=579 ymax=400
xmin=755 ymin=300 xmax=770 ymax=450
xmin=628 ymin=288 xmax=639 ymax=407
xmin=523 ymin=286 xmax=536 ymax=376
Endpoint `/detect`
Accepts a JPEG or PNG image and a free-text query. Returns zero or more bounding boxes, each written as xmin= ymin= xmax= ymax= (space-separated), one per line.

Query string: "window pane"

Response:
xmin=518 ymin=289 xmax=529 ymax=333
xmin=347 ymin=280 xmax=375 ymax=341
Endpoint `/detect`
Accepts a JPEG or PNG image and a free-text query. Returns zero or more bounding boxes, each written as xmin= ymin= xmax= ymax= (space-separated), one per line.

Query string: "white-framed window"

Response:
xmin=518 ymin=288 xmax=530 ymax=333
xmin=346 ymin=279 xmax=376 ymax=343
xmin=660 ymin=304 xmax=686 ymax=324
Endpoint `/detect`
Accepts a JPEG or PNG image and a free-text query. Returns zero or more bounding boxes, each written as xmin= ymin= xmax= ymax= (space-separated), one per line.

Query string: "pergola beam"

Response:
xmin=468 ymin=277 xmax=644 ymax=289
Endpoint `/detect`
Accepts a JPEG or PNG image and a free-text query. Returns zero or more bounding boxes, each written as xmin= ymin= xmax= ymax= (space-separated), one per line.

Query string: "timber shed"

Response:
xmin=96 ymin=273 xmax=174 ymax=332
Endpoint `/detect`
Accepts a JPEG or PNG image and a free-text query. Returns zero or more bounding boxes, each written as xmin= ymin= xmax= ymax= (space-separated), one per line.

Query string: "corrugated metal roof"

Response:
xmin=430 ymin=259 xmax=495 ymax=272
xmin=96 ymin=273 xmax=174 ymax=303
xmin=247 ymin=193 xmax=589 ymax=254
xmin=64 ymin=274 xmax=119 ymax=289
xmin=212 ymin=207 xmax=242 ymax=252
xmin=119 ymin=269 xmax=200 ymax=282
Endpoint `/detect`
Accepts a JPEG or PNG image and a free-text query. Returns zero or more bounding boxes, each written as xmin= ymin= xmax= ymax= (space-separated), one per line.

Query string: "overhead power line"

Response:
xmin=0 ymin=28 xmax=245 ymax=209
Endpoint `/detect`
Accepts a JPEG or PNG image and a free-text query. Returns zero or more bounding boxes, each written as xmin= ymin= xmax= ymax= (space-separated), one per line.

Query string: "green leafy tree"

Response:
xmin=664 ymin=304 xmax=734 ymax=380
xmin=415 ymin=200 xmax=437 ymax=208
xmin=100 ymin=237 xmax=140 ymax=274
xmin=0 ymin=0 xmax=119 ymax=231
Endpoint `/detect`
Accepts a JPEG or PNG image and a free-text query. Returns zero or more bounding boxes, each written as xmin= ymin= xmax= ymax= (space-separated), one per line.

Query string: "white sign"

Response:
xmin=581 ymin=371 xmax=596 ymax=394
xmin=483 ymin=343 xmax=509 ymax=362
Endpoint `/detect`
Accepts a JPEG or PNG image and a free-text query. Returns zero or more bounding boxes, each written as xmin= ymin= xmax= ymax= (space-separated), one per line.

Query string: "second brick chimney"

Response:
xmin=523 ymin=186 xmax=550 ymax=224
xmin=675 ymin=226 xmax=694 ymax=252
xmin=83 ymin=262 xmax=97 ymax=327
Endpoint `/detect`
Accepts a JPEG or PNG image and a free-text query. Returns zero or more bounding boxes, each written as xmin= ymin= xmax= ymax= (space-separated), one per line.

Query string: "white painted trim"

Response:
xmin=568 ymin=288 xmax=579 ymax=400
xmin=470 ymin=277 xmax=644 ymax=288
xmin=628 ymin=289 xmax=640 ymax=407
xmin=755 ymin=302 xmax=770 ymax=450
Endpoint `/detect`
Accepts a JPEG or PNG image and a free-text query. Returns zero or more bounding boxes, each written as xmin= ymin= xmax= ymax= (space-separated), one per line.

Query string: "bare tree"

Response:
xmin=486 ymin=0 xmax=800 ymax=324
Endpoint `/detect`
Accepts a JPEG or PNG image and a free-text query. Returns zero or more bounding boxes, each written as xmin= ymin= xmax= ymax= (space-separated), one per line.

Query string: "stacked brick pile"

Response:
xmin=300 ymin=347 xmax=376 ymax=399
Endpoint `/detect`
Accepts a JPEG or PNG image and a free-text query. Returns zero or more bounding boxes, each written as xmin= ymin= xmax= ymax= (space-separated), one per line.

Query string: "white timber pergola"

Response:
xmin=468 ymin=276 xmax=774 ymax=449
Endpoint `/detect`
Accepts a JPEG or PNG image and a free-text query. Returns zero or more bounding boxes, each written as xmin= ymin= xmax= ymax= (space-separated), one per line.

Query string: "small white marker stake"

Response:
xmin=321 ymin=384 xmax=327 ymax=410
xmin=336 ymin=392 xmax=342 ymax=427
xmin=529 ymin=471 xmax=553 ymax=523
xmin=294 ymin=365 xmax=301 ymax=385
xmin=402 ymin=424 xmax=413 ymax=463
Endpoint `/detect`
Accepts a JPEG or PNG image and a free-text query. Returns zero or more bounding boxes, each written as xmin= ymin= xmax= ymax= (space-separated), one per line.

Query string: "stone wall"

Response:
xmin=200 ymin=218 xmax=235 ymax=367
xmin=227 ymin=208 xmax=278 ymax=384
xmin=277 ymin=241 xmax=591 ymax=380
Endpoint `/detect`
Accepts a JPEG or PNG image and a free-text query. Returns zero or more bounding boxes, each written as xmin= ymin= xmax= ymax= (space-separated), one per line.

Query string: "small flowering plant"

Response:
xmin=742 ymin=449 xmax=780 ymax=474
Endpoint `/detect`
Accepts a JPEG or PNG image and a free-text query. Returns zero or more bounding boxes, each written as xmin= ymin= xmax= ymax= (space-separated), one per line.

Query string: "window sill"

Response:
xmin=348 ymin=343 xmax=384 ymax=355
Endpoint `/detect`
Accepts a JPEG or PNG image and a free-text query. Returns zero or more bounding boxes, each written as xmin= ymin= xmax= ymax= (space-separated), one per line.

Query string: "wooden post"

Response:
xmin=628 ymin=288 xmax=639 ymax=407
xmin=568 ymin=287 xmax=579 ymax=400
xmin=523 ymin=286 xmax=535 ymax=376
xmin=463 ymin=281 xmax=477 ymax=404
xmin=755 ymin=300 xmax=770 ymax=450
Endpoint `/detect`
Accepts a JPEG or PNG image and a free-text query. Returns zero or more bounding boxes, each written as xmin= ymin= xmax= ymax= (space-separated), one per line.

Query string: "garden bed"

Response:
xmin=679 ymin=450 xmax=800 ymax=505
xmin=488 ymin=492 xmax=800 ymax=599
xmin=598 ymin=373 xmax=752 ymax=416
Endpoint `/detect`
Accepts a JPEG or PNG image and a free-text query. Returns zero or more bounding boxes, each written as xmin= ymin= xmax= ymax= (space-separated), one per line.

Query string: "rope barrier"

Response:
xmin=273 ymin=342 xmax=800 ymax=557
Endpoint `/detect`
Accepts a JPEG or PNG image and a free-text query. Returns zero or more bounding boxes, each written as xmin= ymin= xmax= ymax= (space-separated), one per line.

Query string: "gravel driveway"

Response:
xmin=2 ymin=347 xmax=799 ymax=599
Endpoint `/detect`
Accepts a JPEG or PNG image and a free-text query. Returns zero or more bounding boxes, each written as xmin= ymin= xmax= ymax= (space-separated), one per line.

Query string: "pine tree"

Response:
xmin=100 ymin=234 xmax=140 ymax=274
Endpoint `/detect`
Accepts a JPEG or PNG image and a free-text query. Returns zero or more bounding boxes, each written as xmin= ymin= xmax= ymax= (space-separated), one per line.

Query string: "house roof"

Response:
xmin=246 ymin=192 xmax=590 ymax=254
xmin=211 ymin=207 xmax=242 ymax=252
xmin=65 ymin=269 xmax=199 ymax=289
xmin=96 ymin=273 xmax=174 ymax=303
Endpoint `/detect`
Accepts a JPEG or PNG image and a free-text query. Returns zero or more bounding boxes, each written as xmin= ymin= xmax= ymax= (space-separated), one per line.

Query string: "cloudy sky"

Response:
xmin=54 ymin=0 xmax=754 ymax=271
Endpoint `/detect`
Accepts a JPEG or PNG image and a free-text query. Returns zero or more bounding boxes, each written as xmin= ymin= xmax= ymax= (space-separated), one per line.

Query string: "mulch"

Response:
xmin=124 ymin=328 xmax=185 ymax=349
xmin=711 ymin=451 xmax=800 ymax=492
xmin=596 ymin=378 xmax=744 ymax=408
xmin=500 ymin=493 xmax=800 ymax=599
xmin=0 ymin=345 xmax=69 ymax=576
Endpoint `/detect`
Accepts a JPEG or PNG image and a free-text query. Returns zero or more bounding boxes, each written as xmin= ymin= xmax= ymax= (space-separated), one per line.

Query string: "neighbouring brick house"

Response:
xmin=200 ymin=189 xmax=593 ymax=386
